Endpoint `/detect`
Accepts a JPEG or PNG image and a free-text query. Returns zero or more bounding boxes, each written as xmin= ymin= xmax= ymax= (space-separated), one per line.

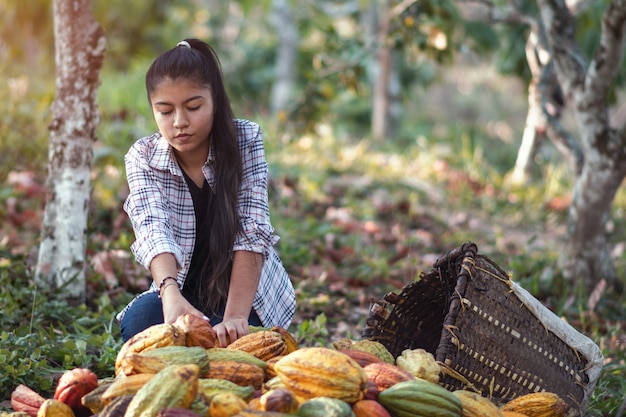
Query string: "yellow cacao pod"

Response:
xmin=501 ymin=412 xmax=530 ymax=417
xmin=500 ymin=392 xmax=568 ymax=417
xmin=208 ymin=392 xmax=248 ymax=417
xmin=101 ymin=373 xmax=155 ymax=406
xmin=273 ymin=347 xmax=368 ymax=403
xmin=115 ymin=323 xmax=185 ymax=376
xmin=227 ymin=331 xmax=287 ymax=361
xmin=268 ymin=327 xmax=299 ymax=354
xmin=452 ymin=390 xmax=503 ymax=417
xmin=395 ymin=348 xmax=441 ymax=384
xmin=36 ymin=400 xmax=75 ymax=417
xmin=124 ymin=364 xmax=200 ymax=417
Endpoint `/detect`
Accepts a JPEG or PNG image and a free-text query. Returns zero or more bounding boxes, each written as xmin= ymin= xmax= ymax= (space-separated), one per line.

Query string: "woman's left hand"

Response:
xmin=213 ymin=317 xmax=250 ymax=347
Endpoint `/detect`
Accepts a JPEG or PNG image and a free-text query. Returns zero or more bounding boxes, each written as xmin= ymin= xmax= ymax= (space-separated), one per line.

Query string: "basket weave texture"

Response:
xmin=362 ymin=242 xmax=603 ymax=416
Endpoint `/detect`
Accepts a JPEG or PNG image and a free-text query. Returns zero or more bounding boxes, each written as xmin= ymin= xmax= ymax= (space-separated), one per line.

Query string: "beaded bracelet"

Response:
xmin=157 ymin=276 xmax=180 ymax=298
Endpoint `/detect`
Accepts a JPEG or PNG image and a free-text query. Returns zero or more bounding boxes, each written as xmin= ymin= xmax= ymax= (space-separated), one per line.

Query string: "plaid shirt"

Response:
xmin=116 ymin=119 xmax=295 ymax=328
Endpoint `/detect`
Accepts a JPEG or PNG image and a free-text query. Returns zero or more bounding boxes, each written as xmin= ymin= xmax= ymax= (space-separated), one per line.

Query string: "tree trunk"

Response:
xmin=371 ymin=0 xmax=392 ymax=141
xmin=35 ymin=0 xmax=105 ymax=302
xmin=270 ymin=0 xmax=298 ymax=115
xmin=538 ymin=0 xmax=626 ymax=293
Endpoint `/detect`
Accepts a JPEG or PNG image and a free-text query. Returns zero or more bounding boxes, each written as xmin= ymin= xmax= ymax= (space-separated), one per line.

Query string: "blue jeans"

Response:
xmin=119 ymin=291 xmax=262 ymax=342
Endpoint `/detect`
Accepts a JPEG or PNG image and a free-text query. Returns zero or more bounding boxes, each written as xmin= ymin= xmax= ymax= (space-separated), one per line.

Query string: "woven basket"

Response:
xmin=362 ymin=242 xmax=603 ymax=416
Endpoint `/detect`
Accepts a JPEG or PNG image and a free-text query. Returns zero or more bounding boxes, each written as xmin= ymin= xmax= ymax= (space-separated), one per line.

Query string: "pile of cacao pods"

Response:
xmin=7 ymin=314 xmax=570 ymax=417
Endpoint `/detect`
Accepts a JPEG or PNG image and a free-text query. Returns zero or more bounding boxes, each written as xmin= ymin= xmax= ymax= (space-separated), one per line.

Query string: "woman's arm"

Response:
xmin=150 ymin=253 xmax=206 ymax=324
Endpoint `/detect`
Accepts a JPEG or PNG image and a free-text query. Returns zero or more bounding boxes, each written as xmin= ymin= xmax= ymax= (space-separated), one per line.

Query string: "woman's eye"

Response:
xmin=160 ymin=111 xmax=173 ymax=115
xmin=188 ymin=106 xmax=201 ymax=111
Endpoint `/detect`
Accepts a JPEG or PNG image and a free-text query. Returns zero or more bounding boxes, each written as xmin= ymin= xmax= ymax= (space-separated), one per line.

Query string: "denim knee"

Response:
xmin=120 ymin=292 xmax=164 ymax=342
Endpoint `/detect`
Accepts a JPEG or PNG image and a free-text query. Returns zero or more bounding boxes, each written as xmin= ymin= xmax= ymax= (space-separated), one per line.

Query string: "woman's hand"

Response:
xmin=213 ymin=317 xmax=250 ymax=347
xmin=160 ymin=286 xmax=205 ymax=324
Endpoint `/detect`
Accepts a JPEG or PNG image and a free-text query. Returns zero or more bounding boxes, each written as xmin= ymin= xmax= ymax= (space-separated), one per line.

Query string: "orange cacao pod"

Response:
xmin=53 ymin=368 xmax=98 ymax=414
xmin=173 ymin=313 xmax=217 ymax=348
xmin=501 ymin=392 xmax=568 ymax=417
xmin=352 ymin=399 xmax=392 ymax=417
xmin=362 ymin=362 xmax=415 ymax=393
xmin=337 ymin=349 xmax=384 ymax=368
xmin=227 ymin=330 xmax=287 ymax=361
xmin=268 ymin=326 xmax=299 ymax=353
xmin=11 ymin=384 xmax=46 ymax=417
xmin=205 ymin=360 xmax=266 ymax=390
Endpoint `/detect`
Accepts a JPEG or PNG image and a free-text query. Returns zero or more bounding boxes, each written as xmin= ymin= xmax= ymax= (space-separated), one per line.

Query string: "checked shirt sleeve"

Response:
xmin=123 ymin=139 xmax=187 ymax=271
xmin=233 ymin=121 xmax=279 ymax=257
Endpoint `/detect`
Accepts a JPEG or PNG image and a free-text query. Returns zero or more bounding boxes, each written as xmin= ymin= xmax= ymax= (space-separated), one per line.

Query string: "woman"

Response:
xmin=116 ymin=39 xmax=296 ymax=346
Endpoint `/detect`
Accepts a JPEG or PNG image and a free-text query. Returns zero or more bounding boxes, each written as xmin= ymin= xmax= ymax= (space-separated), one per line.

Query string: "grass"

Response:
xmin=1 ymin=60 xmax=625 ymax=416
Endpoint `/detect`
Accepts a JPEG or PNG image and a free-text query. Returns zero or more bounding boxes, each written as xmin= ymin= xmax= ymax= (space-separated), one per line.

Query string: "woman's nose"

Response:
xmin=174 ymin=112 xmax=189 ymax=128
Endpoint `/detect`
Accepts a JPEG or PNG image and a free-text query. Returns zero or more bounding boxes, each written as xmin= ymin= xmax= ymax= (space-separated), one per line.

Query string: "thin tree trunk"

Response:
xmin=371 ymin=0 xmax=392 ymax=141
xmin=538 ymin=0 xmax=626 ymax=292
xmin=35 ymin=0 xmax=105 ymax=302
xmin=270 ymin=0 xmax=298 ymax=115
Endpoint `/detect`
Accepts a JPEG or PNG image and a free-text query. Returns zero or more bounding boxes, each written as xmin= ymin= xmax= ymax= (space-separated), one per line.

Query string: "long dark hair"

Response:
xmin=146 ymin=39 xmax=242 ymax=313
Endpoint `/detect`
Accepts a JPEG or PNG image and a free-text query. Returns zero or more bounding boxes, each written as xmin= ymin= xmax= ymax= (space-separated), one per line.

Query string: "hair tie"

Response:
xmin=177 ymin=40 xmax=191 ymax=49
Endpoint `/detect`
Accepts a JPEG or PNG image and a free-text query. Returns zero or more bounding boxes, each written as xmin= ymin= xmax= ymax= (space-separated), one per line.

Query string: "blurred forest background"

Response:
xmin=1 ymin=0 xmax=625 ymax=414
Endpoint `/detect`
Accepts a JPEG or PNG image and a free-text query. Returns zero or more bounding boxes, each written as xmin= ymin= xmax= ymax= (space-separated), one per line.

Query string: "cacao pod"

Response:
xmin=100 ymin=373 xmax=155 ymax=406
xmin=10 ymin=385 xmax=46 ymax=417
xmin=124 ymin=364 xmax=200 ymax=417
xmin=80 ymin=380 xmax=114 ymax=414
xmin=273 ymin=347 xmax=368 ymax=403
xmin=99 ymin=394 xmax=134 ymax=417
xmin=53 ymin=368 xmax=99 ymax=414
xmin=377 ymin=379 xmax=462 ymax=417
xmin=395 ymin=348 xmax=441 ymax=384
xmin=208 ymin=392 xmax=248 ymax=417
xmin=156 ymin=408 xmax=204 ymax=417
xmin=352 ymin=400 xmax=392 ymax=417
xmin=227 ymin=331 xmax=287 ymax=361
xmin=263 ymin=355 xmax=285 ymax=380
xmin=115 ymin=323 xmax=185 ymax=375
xmin=347 ymin=340 xmax=394 ymax=364
xmin=205 ymin=348 xmax=268 ymax=370
xmin=131 ymin=345 xmax=209 ymax=374
xmin=296 ymin=397 xmax=354 ymax=417
xmin=197 ymin=378 xmax=256 ymax=402
xmin=205 ymin=361 xmax=265 ymax=390
xmin=36 ymin=400 xmax=75 ymax=417
xmin=232 ymin=411 xmax=293 ymax=416
xmin=452 ymin=390 xmax=503 ymax=417
xmin=173 ymin=313 xmax=217 ymax=348
xmin=259 ymin=388 xmax=299 ymax=414
xmin=337 ymin=349 xmax=384 ymax=368
xmin=268 ymin=326 xmax=299 ymax=353
xmin=362 ymin=362 xmax=415 ymax=394
xmin=500 ymin=392 xmax=568 ymax=417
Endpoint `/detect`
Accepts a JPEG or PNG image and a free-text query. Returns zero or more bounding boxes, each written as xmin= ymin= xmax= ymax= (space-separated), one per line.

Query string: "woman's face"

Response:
xmin=150 ymin=77 xmax=215 ymax=162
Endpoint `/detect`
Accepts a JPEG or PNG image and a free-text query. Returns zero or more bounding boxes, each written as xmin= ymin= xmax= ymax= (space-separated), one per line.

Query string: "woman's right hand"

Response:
xmin=160 ymin=286 xmax=206 ymax=324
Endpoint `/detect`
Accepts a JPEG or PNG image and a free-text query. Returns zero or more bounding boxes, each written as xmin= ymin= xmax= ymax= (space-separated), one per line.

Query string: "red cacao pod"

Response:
xmin=11 ymin=384 xmax=46 ymax=417
xmin=54 ymin=368 xmax=99 ymax=414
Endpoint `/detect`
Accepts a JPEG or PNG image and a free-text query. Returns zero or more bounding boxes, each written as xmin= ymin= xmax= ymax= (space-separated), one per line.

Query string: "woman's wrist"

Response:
xmin=158 ymin=276 xmax=180 ymax=298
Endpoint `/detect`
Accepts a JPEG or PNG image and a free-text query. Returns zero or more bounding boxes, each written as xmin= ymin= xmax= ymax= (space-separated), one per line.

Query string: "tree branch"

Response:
xmin=585 ymin=0 xmax=626 ymax=100
xmin=456 ymin=0 xmax=535 ymax=26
